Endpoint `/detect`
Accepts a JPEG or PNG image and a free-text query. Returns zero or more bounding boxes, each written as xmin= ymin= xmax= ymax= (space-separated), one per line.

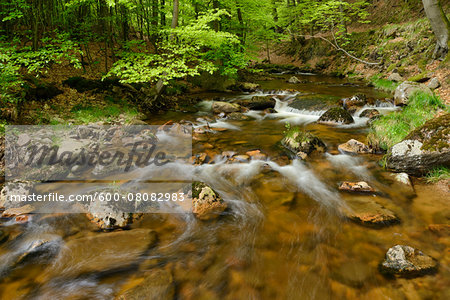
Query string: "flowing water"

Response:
xmin=1 ymin=74 xmax=449 ymax=299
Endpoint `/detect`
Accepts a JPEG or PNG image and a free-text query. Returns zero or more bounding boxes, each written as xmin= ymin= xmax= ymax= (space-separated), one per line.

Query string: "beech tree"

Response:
xmin=422 ymin=0 xmax=450 ymax=59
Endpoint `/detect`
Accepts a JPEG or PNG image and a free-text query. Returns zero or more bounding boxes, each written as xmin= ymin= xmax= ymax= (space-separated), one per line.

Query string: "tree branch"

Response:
xmin=289 ymin=30 xmax=381 ymax=66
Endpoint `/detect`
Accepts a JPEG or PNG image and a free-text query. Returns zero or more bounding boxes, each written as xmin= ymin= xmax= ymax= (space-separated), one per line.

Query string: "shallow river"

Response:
xmin=1 ymin=74 xmax=449 ymax=299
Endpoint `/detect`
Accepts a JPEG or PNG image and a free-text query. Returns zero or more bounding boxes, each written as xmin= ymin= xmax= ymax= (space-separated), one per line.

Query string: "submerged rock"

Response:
xmin=343 ymin=198 xmax=399 ymax=227
xmin=211 ymin=101 xmax=241 ymax=114
xmin=338 ymin=139 xmax=371 ymax=155
xmin=2 ymin=204 xmax=34 ymax=218
xmin=339 ymin=181 xmax=375 ymax=193
xmin=385 ymin=114 xmax=450 ymax=175
xmin=380 ymin=245 xmax=437 ymax=277
xmin=246 ymin=150 xmax=267 ymax=160
xmin=318 ymin=107 xmax=354 ymax=125
xmin=281 ymin=127 xmax=327 ymax=156
xmin=232 ymin=82 xmax=260 ymax=92
xmin=394 ymin=81 xmax=432 ymax=106
xmin=117 ymin=269 xmax=175 ymax=300
xmin=0 ymin=230 xmax=9 ymax=244
xmin=192 ymin=182 xmax=227 ymax=220
xmin=48 ymin=229 xmax=157 ymax=278
xmin=360 ymin=109 xmax=380 ymax=120
xmin=237 ymin=95 xmax=276 ymax=110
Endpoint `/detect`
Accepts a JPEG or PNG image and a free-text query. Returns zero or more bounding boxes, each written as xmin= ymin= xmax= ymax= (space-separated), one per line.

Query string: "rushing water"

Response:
xmin=1 ymin=74 xmax=449 ymax=299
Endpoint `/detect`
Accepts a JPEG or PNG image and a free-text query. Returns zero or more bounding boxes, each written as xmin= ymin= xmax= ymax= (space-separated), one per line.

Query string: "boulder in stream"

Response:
xmin=341 ymin=94 xmax=367 ymax=114
xmin=211 ymin=101 xmax=241 ymax=114
xmin=192 ymin=182 xmax=227 ymax=220
xmin=236 ymin=95 xmax=276 ymax=110
xmin=385 ymin=113 xmax=450 ymax=175
xmin=281 ymin=127 xmax=327 ymax=157
xmin=338 ymin=139 xmax=371 ymax=155
xmin=380 ymin=245 xmax=438 ymax=277
xmin=360 ymin=109 xmax=380 ymax=120
xmin=318 ymin=107 xmax=354 ymax=125
xmin=226 ymin=112 xmax=251 ymax=120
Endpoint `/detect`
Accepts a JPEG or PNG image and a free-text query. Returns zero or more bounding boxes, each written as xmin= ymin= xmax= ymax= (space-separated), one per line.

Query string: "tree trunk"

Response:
xmin=171 ymin=0 xmax=179 ymax=29
xmin=422 ymin=0 xmax=450 ymax=59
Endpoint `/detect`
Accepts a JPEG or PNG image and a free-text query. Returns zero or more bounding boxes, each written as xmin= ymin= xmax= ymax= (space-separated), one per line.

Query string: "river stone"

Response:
xmin=192 ymin=182 xmax=227 ymax=220
xmin=385 ymin=114 xmax=450 ymax=175
xmin=338 ymin=139 xmax=370 ymax=154
xmin=427 ymin=77 xmax=440 ymax=90
xmin=380 ymin=245 xmax=437 ymax=277
xmin=48 ymin=229 xmax=157 ymax=278
xmin=318 ymin=107 xmax=354 ymax=125
xmin=237 ymin=95 xmax=276 ymax=110
xmin=339 ymin=181 xmax=375 ymax=193
xmin=211 ymin=101 xmax=240 ymax=114
xmin=17 ymin=134 xmax=31 ymax=147
xmin=287 ymin=76 xmax=301 ymax=84
xmin=227 ymin=112 xmax=250 ymax=120
xmin=0 ymin=181 xmax=36 ymax=209
xmin=360 ymin=109 xmax=380 ymax=119
xmin=2 ymin=204 xmax=34 ymax=218
xmin=394 ymin=81 xmax=432 ymax=106
xmin=388 ymin=73 xmax=403 ymax=82
xmin=281 ymin=127 xmax=327 ymax=156
xmin=342 ymin=94 xmax=367 ymax=114
xmin=117 ymin=269 xmax=175 ymax=300
xmin=343 ymin=198 xmax=399 ymax=227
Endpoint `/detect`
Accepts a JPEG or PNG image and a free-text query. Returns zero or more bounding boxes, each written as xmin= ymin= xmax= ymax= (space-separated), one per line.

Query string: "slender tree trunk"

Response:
xmin=151 ymin=0 xmax=159 ymax=42
xmin=237 ymin=7 xmax=244 ymax=41
xmin=212 ymin=0 xmax=219 ymax=31
xmin=422 ymin=0 xmax=450 ymax=59
xmin=171 ymin=0 xmax=179 ymax=29
xmin=160 ymin=0 xmax=166 ymax=26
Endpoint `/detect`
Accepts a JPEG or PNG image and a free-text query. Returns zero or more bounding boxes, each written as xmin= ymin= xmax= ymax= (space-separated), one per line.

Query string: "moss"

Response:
xmin=405 ymin=113 xmax=450 ymax=152
xmin=407 ymin=71 xmax=429 ymax=82
xmin=282 ymin=127 xmax=326 ymax=154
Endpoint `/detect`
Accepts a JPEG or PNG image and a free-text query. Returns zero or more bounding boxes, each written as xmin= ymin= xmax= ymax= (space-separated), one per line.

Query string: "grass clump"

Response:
xmin=69 ymin=97 xmax=139 ymax=124
xmin=426 ymin=167 xmax=450 ymax=183
xmin=368 ymin=91 xmax=446 ymax=150
xmin=370 ymin=75 xmax=399 ymax=92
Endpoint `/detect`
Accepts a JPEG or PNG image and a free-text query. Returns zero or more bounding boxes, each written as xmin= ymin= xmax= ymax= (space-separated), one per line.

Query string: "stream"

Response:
xmin=1 ymin=74 xmax=449 ymax=299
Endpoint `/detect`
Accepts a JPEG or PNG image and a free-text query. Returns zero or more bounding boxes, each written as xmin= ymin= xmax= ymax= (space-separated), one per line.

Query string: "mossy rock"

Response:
xmin=281 ymin=127 xmax=327 ymax=156
xmin=318 ymin=107 xmax=354 ymax=125
xmin=192 ymin=181 xmax=227 ymax=220
xmin=385 ymin=113 xmax=450 ymax=175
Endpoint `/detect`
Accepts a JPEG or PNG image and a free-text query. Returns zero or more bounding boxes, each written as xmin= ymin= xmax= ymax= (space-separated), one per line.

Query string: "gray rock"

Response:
xmin=380 ymin=245 xmax=437 ymax=277
xmin=388 ymin=73 xmax=403 ymax=82
xmin=318 ymin=107 xmax=354 ymax=125
xmin=211 ymin=101 xmax=241 ymax=114
xmin=17 ymin=134 xmax=31 ymax=147
xmin=386 ymin=114 xmax=450 ymax=175
xmin=394 ymin=81 xmax=432 ymax=106
xmin=427 ymin=77 xmax=441 ymax=90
